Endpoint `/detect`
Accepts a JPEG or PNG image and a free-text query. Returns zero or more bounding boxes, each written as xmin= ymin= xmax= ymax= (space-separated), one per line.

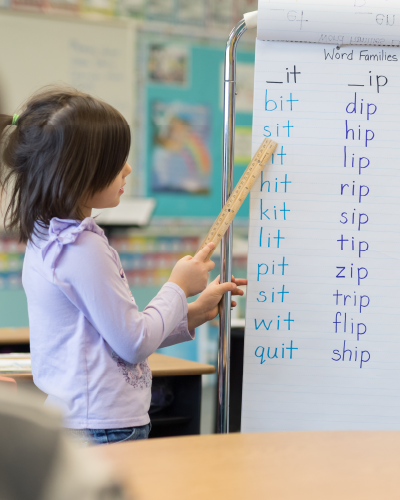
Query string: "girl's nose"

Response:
xmin=125 ymin=162 xmax=132 ymax=176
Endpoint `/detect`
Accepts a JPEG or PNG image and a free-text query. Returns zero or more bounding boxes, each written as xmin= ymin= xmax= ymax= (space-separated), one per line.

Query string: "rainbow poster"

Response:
xmin=151 ymin=101 xmax=211 ymax=194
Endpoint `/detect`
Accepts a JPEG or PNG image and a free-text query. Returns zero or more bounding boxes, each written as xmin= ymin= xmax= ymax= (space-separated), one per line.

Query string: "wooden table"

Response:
xmin=0 ymin=352 xmax=215 ymax=380
xmin=149 ymin=353 xmax=215 ymax=377
xmin=85 ymin=431 xmax=400 ymax=500
xmin=0 ymin=327 xmax=29 ymax=345
xmin=1 ymin=352 xmax=215 ymax=438
xmin=0 ymin=327 xmax=215 ymax=437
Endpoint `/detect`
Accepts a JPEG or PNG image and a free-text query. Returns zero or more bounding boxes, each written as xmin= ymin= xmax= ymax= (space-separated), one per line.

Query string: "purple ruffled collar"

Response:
xmin=41 ymin=217 xmax=105 ymax=270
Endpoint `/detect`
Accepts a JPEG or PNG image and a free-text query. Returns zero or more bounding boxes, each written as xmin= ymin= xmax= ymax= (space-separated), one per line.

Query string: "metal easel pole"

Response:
xmin=217 ymin=17 xmax=247 ymax=434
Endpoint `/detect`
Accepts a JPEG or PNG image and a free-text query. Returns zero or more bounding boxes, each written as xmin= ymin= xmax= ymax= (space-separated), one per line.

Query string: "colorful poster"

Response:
xmin=142 ymin=36 xmax=254 ymax=217
xmin=151 ymin=101 xmax=211 ymax=194
xmin=148 ymin=44 xmax=188 ymax=86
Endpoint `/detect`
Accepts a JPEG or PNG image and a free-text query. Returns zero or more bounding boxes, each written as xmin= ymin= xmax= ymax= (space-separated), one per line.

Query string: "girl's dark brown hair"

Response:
xmin=0 ymin=86 xmax=131 ymax=243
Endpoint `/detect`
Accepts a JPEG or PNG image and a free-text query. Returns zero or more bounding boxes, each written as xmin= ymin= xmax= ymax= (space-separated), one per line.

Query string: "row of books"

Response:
xmin=0 ymin=253 xmax=24 ymax=273
xmin=0 ymin=234 xmax=25 ymax=288
xmin=120 ymin=252 xmax=186 ymax=271
xmin=0 ymin=231 xmax=248 ymax=289
xmin=122 ymin=256 xmax=248 ymax=287
xmin=115 ymin=234 xmax=198 ymax=287
xmin=1 ymin=0 xmax=257 ymax=27
xmin=110 ymin=235 xmax=200 ymax=254
xmin=0 ymin=234 xmax=25 ymax=289
xmin=0 ymin=238 xmax=26 ymax=254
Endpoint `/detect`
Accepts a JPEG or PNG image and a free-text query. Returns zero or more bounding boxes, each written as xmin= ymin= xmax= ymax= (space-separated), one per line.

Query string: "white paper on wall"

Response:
xmin=242 ymin=4 xmax=400 ymax=432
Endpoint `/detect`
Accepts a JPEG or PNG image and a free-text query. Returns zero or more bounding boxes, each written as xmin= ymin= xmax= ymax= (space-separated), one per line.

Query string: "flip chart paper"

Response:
xmin=258 ymin=0 xmax=400 ymax=46
xmin=241 ymin=30 xmax=400 ymax=431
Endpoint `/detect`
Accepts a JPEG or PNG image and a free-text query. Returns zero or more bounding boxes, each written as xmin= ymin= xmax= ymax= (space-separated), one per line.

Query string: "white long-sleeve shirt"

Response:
xmin=23 ymin=217 xmax=194 ymax=429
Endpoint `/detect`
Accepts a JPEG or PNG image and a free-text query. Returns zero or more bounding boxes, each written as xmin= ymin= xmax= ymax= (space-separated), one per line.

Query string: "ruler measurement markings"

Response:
xmin=198 ymin=137 xmax=278 ymax=260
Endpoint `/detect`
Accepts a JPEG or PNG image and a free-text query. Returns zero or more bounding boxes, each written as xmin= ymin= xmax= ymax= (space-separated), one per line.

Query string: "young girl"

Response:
xmin=0 ymin=87 xmax=245 ymax=445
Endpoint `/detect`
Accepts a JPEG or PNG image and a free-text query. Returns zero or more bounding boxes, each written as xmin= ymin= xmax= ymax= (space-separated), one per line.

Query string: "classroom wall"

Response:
xmin=0 ymin=4 xmax=256 ymax=366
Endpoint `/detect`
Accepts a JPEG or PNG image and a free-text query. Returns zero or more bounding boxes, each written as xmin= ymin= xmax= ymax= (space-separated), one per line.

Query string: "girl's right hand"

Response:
xmin=168 ymin=243 xmax=216 ymax=297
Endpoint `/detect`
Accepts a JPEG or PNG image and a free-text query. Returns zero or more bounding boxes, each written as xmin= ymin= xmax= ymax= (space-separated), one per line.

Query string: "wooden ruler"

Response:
xmin=198 ymin=137 xmax=278 ymax=261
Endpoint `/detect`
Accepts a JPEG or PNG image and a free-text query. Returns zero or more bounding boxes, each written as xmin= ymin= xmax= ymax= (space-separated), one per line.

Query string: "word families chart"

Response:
xmin=242 ymin=38 xmax=400 ymax=432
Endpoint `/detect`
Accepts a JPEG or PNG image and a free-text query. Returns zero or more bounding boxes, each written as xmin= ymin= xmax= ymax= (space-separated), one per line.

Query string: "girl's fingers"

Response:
xmin=181 ymin=255 xmax=193 ymax=261
xmin=233 ymin=278 xmax=247 ymax=286
xmin=208 ymin=275 xmax=246 ymax=287
xmin=231 ymin=276 xmax=247 ymax=286
xmin=207 ymin=275 xmax=221 ymax=287
xmin=231 ymin=300 xmax=237 ymax=307
xmin=231 ymin=288 xmax=244 ymax=296
xmin=217 ymin=282 xmax=237 ymax=294
xmin=205 ymin=260 xmax=215 ymax=271
xmin=193 ymin=242 xmax=215 ymax=262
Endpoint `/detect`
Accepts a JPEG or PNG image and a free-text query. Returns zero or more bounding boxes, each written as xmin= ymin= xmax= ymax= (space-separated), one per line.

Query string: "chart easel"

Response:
xmin=218 ymin=10 xmax=258 ymax=433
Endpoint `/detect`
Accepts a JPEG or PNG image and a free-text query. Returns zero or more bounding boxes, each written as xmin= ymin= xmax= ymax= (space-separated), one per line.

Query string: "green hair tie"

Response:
xmin=12 ymin=114 xmax=19 ymax=125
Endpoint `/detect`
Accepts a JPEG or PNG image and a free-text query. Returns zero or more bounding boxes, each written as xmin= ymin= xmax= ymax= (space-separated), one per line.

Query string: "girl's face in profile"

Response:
xmin=81 ymin=162 xmax=132 ymax=217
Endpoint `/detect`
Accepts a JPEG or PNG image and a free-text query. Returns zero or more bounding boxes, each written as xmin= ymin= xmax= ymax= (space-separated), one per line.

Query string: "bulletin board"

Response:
xmin=138 ymin=33 xmax=255 ymax=219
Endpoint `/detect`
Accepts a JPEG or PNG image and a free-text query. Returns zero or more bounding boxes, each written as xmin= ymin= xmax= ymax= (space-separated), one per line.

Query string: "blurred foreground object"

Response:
xmin=0 ymin=387 xmax=127 ymax=500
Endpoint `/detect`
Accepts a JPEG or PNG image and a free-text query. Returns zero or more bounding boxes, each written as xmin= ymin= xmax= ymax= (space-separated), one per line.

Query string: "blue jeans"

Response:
xmin=66 ymin=423 xmax=151 ymax=446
